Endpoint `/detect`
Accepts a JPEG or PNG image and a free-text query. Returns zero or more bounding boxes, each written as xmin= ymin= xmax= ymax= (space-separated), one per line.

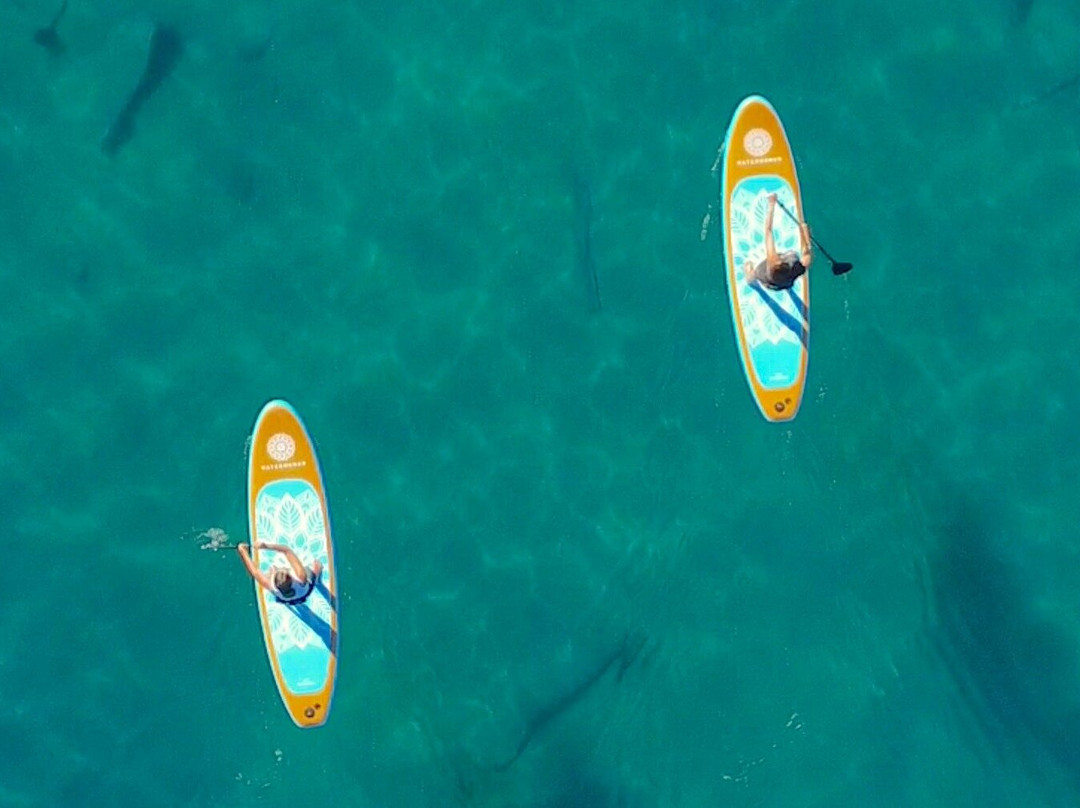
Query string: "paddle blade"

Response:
xmin=832 ymin=261 xmax=854 ymax=276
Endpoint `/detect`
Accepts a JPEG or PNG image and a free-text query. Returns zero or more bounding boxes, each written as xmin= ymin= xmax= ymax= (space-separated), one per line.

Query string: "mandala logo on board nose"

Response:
xmin=267 ymin=433 xmax=296 ymax=462
xmin=743 ymin=128 xmax=772 ymax=158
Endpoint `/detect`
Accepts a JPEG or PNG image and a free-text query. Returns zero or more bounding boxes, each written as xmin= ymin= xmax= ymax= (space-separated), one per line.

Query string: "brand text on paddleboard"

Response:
xmin=736 ymin=156 xmax=783 ymax=167
xmin=260 ymin=460 xmax=308 ymax=472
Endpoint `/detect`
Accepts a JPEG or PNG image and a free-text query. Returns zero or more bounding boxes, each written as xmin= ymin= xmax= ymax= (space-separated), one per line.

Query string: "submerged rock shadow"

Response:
xmin=924 ymin=487 xmax=1080 ymax=801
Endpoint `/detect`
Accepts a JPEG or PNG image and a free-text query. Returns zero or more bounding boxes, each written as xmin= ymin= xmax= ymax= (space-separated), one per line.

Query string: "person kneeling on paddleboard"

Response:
xmin=238 ymin=542 xmax=322 ymax=605
xmin=744 ymin=193 xmax=812 ymax=290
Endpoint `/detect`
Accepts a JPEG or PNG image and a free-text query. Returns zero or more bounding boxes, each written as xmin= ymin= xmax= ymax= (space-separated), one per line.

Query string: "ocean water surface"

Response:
xmin=2 ymin=0 xmax=1080 ymax=805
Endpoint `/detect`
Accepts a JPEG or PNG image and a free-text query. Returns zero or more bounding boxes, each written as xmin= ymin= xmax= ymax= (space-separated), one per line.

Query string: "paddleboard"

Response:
xmin=720 ymin=95 xmax=809 ymax=422
xmin=247 ymin=399 xmax=338 ymax=728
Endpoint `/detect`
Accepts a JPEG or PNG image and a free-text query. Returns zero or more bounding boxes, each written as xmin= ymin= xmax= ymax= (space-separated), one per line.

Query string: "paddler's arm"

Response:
xmin=764 ymin=193 xmax=780 ymax=270
xmin=799 ymin=221 xmax=813 ymax=268
xmin=237 ymin=543 xmax=274 ymax=592
xmin=259 ymin=543 xmax=309 ymax=581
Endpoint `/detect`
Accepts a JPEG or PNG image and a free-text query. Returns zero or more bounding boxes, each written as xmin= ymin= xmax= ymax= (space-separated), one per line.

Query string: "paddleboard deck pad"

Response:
xmin=720 ymin=95 xmax=809 ymax=422
xmin=247 ymin=399 xmax=338 ymax=728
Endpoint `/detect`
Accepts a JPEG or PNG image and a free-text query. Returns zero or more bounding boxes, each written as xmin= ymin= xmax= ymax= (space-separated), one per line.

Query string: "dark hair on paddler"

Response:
xmin=272 ymin=569 xmax=293 ymax=594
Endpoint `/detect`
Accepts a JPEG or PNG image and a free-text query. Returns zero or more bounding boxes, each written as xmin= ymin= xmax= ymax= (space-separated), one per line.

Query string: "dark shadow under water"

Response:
xmin=924 ymin=486 xmax=1080 ymax=804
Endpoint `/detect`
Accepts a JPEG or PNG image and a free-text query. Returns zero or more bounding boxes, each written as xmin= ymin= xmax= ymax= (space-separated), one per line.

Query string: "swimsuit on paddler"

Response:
xmin=272 ymin=567 xmax=318 ymax=605
xmin=749 ymin=250 xmax=806 ymax=291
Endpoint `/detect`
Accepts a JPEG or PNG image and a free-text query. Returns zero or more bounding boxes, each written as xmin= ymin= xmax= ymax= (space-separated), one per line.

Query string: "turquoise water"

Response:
xmin=3 ymin=0 xmax=1080 ymax=804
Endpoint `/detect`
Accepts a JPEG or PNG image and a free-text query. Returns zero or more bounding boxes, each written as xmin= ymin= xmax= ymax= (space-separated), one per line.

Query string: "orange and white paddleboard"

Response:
xmin=719 ymin=95 xmax=809 ymax=422
xmin=247 ymin=400 xmax=338 ymax=728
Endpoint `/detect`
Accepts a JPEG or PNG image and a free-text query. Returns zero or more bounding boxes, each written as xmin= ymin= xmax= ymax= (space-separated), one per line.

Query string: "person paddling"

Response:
xmin=238 ymin=542 xmax=322 ymax=605
xmin=744 ymin=193 xmax=813 ymax=290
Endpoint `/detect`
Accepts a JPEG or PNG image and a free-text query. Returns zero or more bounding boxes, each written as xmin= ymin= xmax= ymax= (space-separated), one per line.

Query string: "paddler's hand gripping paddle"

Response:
xmin=775 ymin=200 xmax=853 ymax=276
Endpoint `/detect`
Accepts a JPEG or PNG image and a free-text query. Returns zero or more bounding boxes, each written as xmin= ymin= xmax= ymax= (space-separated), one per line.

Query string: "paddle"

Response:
xmin=190 ymin=527 xmax=239 ymax=551
xmin=775 ymin=200 xmax=853 ymax=276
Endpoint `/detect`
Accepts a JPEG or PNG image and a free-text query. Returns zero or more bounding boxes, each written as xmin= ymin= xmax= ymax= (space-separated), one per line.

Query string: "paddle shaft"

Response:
xmin=775 ymin=200 xmax=841 ymax=266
